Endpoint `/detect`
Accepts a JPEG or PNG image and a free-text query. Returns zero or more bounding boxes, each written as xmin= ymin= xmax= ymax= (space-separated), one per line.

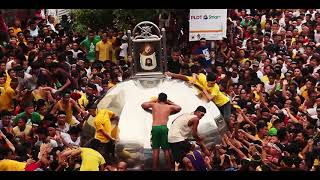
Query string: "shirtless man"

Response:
xmin=141 ymin=92 xmax=181 ymax=171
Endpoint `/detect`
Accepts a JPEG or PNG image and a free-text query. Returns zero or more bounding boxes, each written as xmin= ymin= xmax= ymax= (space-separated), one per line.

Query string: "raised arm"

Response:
xmin=57 ymin=78 xmax=71 ymax=92
xmin=191 ymin=117 xmax=202 ymax=142
xmin=71 ymin=99 xmax=88 ymax=117
xmin=202 ymin=89 xmax=214 ymax=101
xmin=285 ymin=108 xmax=300 ymax=124
xmin=237 ymin=109 xmax=256 ymax=127
xmin=50 ymin=102 xmax=59 ymax=114
xmin=141 ymin=101 xmax=154 ymax=110
xmin=61 ymin=148 xmax=82 ymax=158
xmin=282 ymin=79 xmax=289 ymax=99
xmin=0 ymin=130 xmax=15 ymax=152
xmin=225 ymin=136 xmax=247 ymax=159
xmin=165 ymin=71 xmax=190 ymax=82
xmin=238 ymin=129 xmax=258 ymax=142
xmin=167 ymin=100 xmax=182 ymax=113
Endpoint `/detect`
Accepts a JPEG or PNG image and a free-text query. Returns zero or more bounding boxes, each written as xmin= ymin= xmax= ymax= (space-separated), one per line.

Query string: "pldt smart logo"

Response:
xmin=190 ymin=15 xmax=221 ymax=20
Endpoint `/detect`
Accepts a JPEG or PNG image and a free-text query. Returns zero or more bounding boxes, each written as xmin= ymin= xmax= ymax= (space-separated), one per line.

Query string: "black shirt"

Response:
xmin=167 ymin=57 xmax=181 ymax=74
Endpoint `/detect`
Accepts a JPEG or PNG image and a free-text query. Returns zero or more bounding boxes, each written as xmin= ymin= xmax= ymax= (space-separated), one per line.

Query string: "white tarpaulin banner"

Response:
xmin=189 ymin=9 xmax=227 ymax=41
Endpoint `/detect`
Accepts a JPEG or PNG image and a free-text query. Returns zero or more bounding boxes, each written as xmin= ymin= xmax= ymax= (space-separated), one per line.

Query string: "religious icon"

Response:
xmin=139 ymin=43 xmax=157 ymax=71
xmin=145 ymin=58 xmax=153 ymax=66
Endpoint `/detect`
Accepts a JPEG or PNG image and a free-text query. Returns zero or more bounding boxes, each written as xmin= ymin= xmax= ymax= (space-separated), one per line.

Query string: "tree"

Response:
xmin=71 ymin=9 xmax=160 ymax=34
xmin=112 ymin=9 xmax=160 ymax=31
xmin=71 ymin=9 xmax=114 ymax=33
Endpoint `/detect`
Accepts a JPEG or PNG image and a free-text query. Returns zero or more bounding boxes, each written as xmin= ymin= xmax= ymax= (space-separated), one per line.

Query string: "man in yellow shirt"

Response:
xmin=87 ymin=103 xmax=119 ymax=161
xmin=300 ymin=77 xmax=316 ymax=101
xmin=0 ymin=159 xmax=26 ymax=171
xmin=0 ymin=71 xmax=15 ymax=112
xmin=9 ymin=19 xmax=22 ymax=37
xmin=60 ymin=147 xmax=106 ymax=171
xmin=202 ymin=73 xmax=231 ymax=126
xmin=0 ymin=146 xmax=26 ymax=171
xmin=96 ymin=32 xmax=112 ymax=64
xmin=12 ymin=116 xmax=32 ymax=138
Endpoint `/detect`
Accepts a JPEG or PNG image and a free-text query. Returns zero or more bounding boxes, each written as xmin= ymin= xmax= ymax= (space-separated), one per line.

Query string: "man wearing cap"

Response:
xmin=252 ymin=60 xmax=262 ymax=79
xmin=119 ymin=35 xmax=128 ymax=60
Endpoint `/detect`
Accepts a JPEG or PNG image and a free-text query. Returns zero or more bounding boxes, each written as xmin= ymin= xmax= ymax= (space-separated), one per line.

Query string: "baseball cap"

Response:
xmin=122 ymin=35 xmax=128 ymax=41
xmin=252 ymin=39 xmax=259 ymax=42
xmin=285 ymin=71 xmax=292 ymax=76
xmin=274 ymin=64 xmax=282 ymax=69
xmin=268 ymin=127 xmax=277 ymax=136
xmin=252 ymin=61 xmax=260 ymax=67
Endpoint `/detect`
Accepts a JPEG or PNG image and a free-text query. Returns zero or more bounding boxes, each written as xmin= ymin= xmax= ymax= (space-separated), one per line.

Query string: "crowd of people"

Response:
xmin=0 ymin=9 xmax=320 ymax=171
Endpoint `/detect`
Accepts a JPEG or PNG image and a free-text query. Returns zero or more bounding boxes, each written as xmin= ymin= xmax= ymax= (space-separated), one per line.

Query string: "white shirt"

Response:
xmin=168 ymin=113 xmax=197 ymax=143
xmin=293 ymin=10 xmax=300 ymax=17
xmin=231 ymin=75 xmax=239 ymax=84
xmin=35 ymin=139 xmax=58 ymax=148
xmin=313 ymin=65 xmax=320 ymax=76
xmin=119 ymin=43 xmax=128 ymax=58
xmin=257 ymin=70 xmax=264 ymax=80
xmin=25 ymin=66 xmax=32 ymax=74
xmin=69 ymin=49 xmax=83 ymax=59
xmin=314 ymin=30 xmax=320 ymax=44
xmin=56 ymin=123 xmax=70 ymax=133
xmin=69 ymin=136 xmax=81 ymax=147
xmin=279 ymin=18 xmax=286 ymax=28
xmin=57 ymin=132 xmax=81 ymax=147
xmin=307 ymin=107 xmax=317 ymax=117
xmin=95 ymin=84 xmax=103 ymax=94
xmin=281 ymin=63 xmax=288 ymax=74
xmin=29 ymin=27 xmax=39 ymax=37
xmin=85 ymin=67 xmax=91 ymax=77
xmin=6 ymin=60 xmax=14 ymax=70
xmin=264 ymin=82 xmax=275 ymax=94
xmin=47 ymin=22 xmax=57 ymax=33
xmin=296 ymin=25 xmax=302 ymax=33
xmin=59 ymin=132 xmax=72 ymax=146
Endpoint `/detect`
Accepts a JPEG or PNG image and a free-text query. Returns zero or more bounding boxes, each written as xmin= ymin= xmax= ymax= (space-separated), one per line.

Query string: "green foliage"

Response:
xmin=113 ymin=9 xmax=160 ymax=31
xmin=71 ymin=9 xmax=114 ymax=31
xmin=71 ymin=9 xmax=160 ymax=33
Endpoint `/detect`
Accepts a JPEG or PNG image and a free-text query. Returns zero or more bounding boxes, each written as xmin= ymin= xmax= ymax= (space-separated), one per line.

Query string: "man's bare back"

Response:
xmin=141 ymin=94 xmax=181 ymax=127
xmin=151 ymin=102 xmax=174 ymax=126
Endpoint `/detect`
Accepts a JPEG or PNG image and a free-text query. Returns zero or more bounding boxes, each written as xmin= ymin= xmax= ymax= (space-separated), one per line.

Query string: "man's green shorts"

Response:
xmin=151 ymin=125 xmax=170 ymax=149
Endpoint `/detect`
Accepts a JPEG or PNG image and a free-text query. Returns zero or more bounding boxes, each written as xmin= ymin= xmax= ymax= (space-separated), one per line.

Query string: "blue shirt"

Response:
xmin=195 ymin=45 xmax=211 ymax=68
